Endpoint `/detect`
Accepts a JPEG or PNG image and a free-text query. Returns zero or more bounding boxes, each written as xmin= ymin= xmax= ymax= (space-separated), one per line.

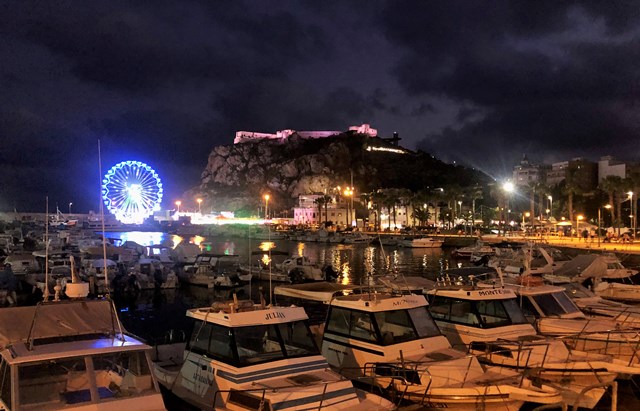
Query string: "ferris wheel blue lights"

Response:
xmin=102 ymin=160 xmax=163 ymax=224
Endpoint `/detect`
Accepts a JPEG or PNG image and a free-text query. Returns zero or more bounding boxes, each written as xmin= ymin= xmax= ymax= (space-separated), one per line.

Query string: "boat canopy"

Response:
xmin=0 ymin=300 xmax=120 ymax=349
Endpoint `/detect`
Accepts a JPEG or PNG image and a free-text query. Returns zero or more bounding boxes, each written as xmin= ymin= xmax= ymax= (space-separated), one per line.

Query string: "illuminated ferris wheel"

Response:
xmin=102 ymin=160 xmax=163 ymax=224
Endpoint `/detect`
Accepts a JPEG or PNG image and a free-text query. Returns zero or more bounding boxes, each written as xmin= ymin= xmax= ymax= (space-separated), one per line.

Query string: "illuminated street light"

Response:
xmin=197 ymin=198 xmax=203 ymax=214
xmin=576 ymin=214 xmax=584 ymax=238
xmin=343 ymin=187 xmax=353 ymax=226
xmin=264 ymin=194 xmax=270 ymax=220
xmin=175 ymin=200 xmax=182 ymax=214
xmin=598 ymin=204 xmax=612 ymax=247
xmin=68 ymin=202 xmax=73 ymax=215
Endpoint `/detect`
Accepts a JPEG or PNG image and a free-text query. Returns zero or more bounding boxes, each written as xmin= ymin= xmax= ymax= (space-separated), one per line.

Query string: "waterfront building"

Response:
xmin=512 ymin=155 xmax=547 ymax=186
xmin=234 ymin=123 xmax=377 ymax=144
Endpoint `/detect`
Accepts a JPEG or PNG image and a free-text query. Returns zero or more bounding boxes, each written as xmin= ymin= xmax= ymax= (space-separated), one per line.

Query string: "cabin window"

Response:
xmin=188 ymin=321 xmax=235 ymax=364
xmin=374 ymin=307 xmax=439 ymax=345
xmin=90 ymin=351 xmax=155 ymax=399
xmin=552 ymin=292 xmax=581 ymax=314
xmin=500 ymin=299 xmax=529 ymax=325
xmin=326 ymin=307 xmax=377 ymax=342
xmin=429 ymin=297 xmax=479 ymax=326
xmin=475 ymin=299 xmax=512 ymax=327
xmin=0 ymin=359 xmax=11 ymax=408
xmin=189 ymin=321 xmax=213 ymax=354
xmin=277 ymin=322 xmax=319 ymax=356
xmin=234 ymin=325 xmax=285 ymax=366
xmin=519 ymin=297 xmax=538 ymax=321
xmin=532 ymin=292 xmax=579 ymax=316
xmin=18 ymin=357 xmax=88 ymax=406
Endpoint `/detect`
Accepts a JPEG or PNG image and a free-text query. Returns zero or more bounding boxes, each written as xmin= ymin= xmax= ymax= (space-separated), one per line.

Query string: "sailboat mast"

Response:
xmin=98 ymin=140 xmax=110 ymax=295
xmin=43 ymin=196 xmax=50 ymax=301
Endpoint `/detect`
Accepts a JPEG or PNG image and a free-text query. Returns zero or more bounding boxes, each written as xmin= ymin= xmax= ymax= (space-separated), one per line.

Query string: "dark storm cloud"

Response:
xmin=380 ymin=1 xmax=640 ymax=171
xmin=3 ymin=1 xmax=640 ymax=212
xmin=2 ymin=1 xmax=331 ymax=93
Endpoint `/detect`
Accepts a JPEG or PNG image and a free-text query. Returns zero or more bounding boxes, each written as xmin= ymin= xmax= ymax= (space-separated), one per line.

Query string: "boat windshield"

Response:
xmin=429 ymin=296 xmax=529 ymax=328
xmin=532 ymin=292 xmax=581 ymax=316
xmin=16 ymin=351 xmax=155 ymax=407
xmin=325 ymin=306 xmax=440 ymax=346
xmin=561 ymin=283 xmax=595 ymax=298
xmin=188 ymin=319 xmax=320 ymax=367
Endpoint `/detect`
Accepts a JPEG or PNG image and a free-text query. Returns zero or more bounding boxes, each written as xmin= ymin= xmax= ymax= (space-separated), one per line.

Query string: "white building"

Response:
xmin=234 ymin=124 xmax=377 ymax=144
xmin=598 ymin=156 xmax=627 ymax=181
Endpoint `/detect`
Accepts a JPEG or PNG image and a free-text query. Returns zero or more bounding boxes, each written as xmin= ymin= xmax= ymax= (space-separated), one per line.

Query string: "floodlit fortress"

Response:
xmin=234 ymin=123 xmax=378 ymax=144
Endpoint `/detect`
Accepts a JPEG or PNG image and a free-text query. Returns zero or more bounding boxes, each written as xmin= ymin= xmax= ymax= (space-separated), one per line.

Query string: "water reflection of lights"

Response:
xmin=297 ymin=242 xmax=305 ymax=257
xmin=340 ymin=264 xmax=350 ymax=285
xmin=261 ymin=254 xmax=271 ymax=266
xmin=363 ymin=247 xmax=376 ymax=276
xmin=114 ymin=231 xmax=166 ymax=247
xmin=259 ymin=241 xmax=276 ymax=251
xmin=191 ymin=235 xmax=205 ymax=246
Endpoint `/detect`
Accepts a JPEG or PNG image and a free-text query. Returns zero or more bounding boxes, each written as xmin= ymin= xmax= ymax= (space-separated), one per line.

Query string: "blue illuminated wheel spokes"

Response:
xmin=102 ymin=161 xmax=163 ymax=224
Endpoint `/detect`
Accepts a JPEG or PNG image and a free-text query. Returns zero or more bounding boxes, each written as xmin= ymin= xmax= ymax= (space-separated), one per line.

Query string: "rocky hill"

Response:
xmin=189 ymin=132 xmax=488 ymax=214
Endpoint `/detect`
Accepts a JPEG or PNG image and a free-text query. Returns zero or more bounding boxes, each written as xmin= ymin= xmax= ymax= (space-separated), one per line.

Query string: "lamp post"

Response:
xmin=264 ymin=194 xmax=270 ymax=220
xmin=598 ymin=204 xmax=612 ymax=247
xmin=629 ymin=191 xmax=635 ymax=240
xmin=175 ymin=200 xmax=182 ymax=214
xmin=522 ymin=212 xmax=530 ymax=234
xmin=576 ymin=214 xmax=584 ymax=239
xmin=68 ymin=202 xmax=73 ymax=215
xmin=197 ymin=198 xmax=203 ymax=214
xmin=502 ymin=181 xmax=514 ymax=236
xmin=548 ymin=195 xmax=553 ymax=218
xmin=343 ymin=188 xmax=353 ymax=227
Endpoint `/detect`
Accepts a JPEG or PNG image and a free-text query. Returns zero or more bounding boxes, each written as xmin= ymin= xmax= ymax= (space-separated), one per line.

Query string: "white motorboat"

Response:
xmin=452 ymin=241 xmax=495 ymax=258
xmin=547 ymin=253 xmax=640 ymax=303
xmin=275 ymin=286 xmax=562 ymax=410
xmin=425 ymin=282 xmax=639 ymax=408
xmin=181 ymin=253 xmax=249 ymax=288
xmin=342 ymin=232 xmax=373 ymax=244
xmin=152 ymin=298 xmax=394 ymax=411
xmin=0 ymin=298 xmax=166 ymax=411
xmin=554 ymin=280 xmax=640 ymax=328
xmin=478 ymin=277 xmax=640 ymax=366
xmin=277 ymin=255 xmax=325 ymax=282
xmin=398 ymin=236 xmax=443 ymax=248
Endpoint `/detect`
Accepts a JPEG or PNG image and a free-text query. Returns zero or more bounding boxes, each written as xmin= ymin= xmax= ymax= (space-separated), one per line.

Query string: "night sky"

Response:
xmin=2 ymin=1 xmax=640 ymax=213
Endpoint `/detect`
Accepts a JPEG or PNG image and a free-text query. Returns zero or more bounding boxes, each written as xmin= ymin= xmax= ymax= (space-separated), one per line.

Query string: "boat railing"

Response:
xmin=360 ymin=360 xmax=433 ymax=406
xmin=557 ymin=329 xmax=640 ymax=366
xmin=571 ymin=380 xmax=617 ymax=411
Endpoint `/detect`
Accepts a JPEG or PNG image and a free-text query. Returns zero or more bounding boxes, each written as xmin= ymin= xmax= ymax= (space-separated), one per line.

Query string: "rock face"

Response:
xmin=191 ymin=133 xmax=485 ymax=213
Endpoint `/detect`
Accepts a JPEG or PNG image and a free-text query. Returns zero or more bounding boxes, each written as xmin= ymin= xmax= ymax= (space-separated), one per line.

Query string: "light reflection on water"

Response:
xmin=104 ymin=231 xmax=453 ymax=282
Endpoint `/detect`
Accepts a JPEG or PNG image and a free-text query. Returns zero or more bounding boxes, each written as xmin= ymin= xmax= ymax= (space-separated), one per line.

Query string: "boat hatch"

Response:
xmin=286 ymin=374 xmax=322 ymax=385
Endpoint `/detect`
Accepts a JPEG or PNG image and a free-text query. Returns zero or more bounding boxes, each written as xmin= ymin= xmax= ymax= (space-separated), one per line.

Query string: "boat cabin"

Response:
xmin=0 ymin=300 xmax=164 ymax=411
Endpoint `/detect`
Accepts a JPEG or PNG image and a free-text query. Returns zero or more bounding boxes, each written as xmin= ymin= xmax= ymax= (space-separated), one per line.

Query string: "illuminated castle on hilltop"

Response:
xmin=234 ymin=123 xmax=378 ymax=144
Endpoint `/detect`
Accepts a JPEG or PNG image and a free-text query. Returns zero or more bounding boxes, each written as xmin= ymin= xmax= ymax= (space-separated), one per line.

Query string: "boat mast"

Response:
xmin=98 ymin=140 xmax=110 ymax=296
xmin=43 ymin=196 xmax=50 ymax=301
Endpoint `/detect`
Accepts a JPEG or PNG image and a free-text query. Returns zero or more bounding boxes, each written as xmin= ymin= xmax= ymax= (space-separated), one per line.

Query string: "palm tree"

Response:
xmin=314 ymin=196 xmax=326 ymax=226
xmin=321 ymin=194 xmax=332 ymax=224
xmin=599 ymin=175 xmax=622 ymax=228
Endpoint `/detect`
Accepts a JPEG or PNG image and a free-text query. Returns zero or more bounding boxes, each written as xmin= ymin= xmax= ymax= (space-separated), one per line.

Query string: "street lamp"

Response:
xmin=68 ymin=202 xmax=73 ymax=215
xmin=522 ymin=212 xmax=530 ymax=232
xmin=264 ymin=194 xmax=270 ymax=220
xmin=175 ymin=200 xmax=182 ymax=214
xmin=576 ymin=214 xmax=584 ymax=239
xmin=343 ymin=188 xmax=353 ymax=226
xmin=598 ymin=204 xmax=612 ymax=247
xmin=502 ymin=181 xmax=514 ymax=236
xmin=197 ymin=198 xmax=203 ymax=214
xmin=629 ymin=191 xmax=635 ymax=238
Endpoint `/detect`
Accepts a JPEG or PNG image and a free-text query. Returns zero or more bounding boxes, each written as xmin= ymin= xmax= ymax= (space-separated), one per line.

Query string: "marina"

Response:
xmin=1 ymin=229 xmax=632 ymax=410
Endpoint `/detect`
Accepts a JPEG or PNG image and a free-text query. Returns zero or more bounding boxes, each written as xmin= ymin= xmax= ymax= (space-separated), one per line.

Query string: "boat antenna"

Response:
xmin=98 ymin=139 xmax=110 ymax=297
xmin=43 ymin=196 xmax=50 ymax=301
xmin=268 ymin=225 xmax=273 ymax=305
